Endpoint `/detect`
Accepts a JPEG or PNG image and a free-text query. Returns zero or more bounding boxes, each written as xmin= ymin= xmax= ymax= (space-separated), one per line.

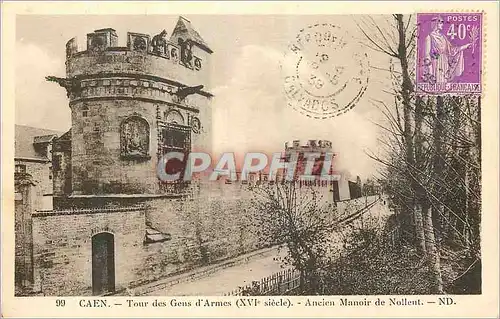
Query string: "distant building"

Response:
xmin=348 ymin=177 xmax=363 ymax=199
xmin=284 ymin=139 xmax=353 ymax=201
xmin=14 ymin=125 xmax=63 ymax=293
xmin=15 ymin=125 xmax=64 ymax=210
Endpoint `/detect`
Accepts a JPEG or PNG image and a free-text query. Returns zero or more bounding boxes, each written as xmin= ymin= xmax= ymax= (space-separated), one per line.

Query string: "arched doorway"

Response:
xmin=91 ymin=232 xmax=115 ymax=295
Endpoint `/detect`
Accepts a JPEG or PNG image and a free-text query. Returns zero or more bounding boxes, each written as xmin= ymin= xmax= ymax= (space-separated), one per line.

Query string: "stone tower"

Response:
xmin=284 ymin=139 xmax=334 ymax=178
xmin=49 ymin=17 xmax=212 ymax=202
xmin=283 ymin=139 xmax=351 ymax=201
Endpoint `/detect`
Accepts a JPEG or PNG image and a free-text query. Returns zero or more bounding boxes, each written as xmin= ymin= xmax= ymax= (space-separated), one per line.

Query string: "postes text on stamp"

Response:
xmin=282 ymin=23 xmax=370 ymax=119
xmin=416 ymin=12 xmax=483 ymax=95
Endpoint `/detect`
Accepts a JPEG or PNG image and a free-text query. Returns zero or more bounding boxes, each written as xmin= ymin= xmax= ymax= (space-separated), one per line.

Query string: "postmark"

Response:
xmin=416 ymin=13 xmax=483 ymax=95
xmin=282 ymin=23 xmax=370 ymax=119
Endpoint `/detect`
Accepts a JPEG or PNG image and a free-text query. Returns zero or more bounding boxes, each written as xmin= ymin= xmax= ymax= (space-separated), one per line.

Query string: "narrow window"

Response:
xmin=82 ymin=105 xmax=89 ymax=117
xmin=53 ymin=155 xmax=62 ymax=171
xmin=15 ymin=164 xmax=26 ymax=174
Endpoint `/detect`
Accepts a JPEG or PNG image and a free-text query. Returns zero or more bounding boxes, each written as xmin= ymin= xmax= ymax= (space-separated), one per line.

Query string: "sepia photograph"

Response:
xmin=11 ymin=12 xmax=485 ymax=298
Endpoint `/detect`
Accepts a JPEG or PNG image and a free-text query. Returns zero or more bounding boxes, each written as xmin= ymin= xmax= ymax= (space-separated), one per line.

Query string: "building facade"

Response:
xmin=14 ymin=125 xmax=64 ymax=293
xmin=14 ymin=17 xmax=362 ymax=296
xmin=283 ymin=139 xmax=353 ymax=201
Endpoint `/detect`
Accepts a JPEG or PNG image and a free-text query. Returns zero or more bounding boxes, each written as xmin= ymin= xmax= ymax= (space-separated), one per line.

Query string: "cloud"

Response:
xmin=15 ymin=41 xmax=70 ymax=131
xmin=13 ymin=40 xmax=381 ymax=178
xmin=212 ymin=45 xmax=286 ymax=151
xmin=211 ymin=44 xmax=381 ymax=178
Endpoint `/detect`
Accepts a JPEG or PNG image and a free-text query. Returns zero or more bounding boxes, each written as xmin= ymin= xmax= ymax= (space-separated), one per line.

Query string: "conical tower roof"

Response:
xmin=170 ymin=16 xmax=213 ymax=53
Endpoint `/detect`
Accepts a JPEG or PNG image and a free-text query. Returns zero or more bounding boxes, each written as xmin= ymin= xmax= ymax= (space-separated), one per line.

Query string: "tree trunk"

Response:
xmin=468 ymin=97 xmax=481 ymax=258
xmin=426 ymin=95 xmax=446 ymax=293
xmin=395 ymin=14 xmax=417 ymax=243
xmin=423 ymin=203 xmax=444 ymax=293
xmin=413 ymin=96 xmax=427 ymax=254
xmin=446 ymin=96 xmax=464 ymax=245
xmin=432 ymin=96 xmax=446 ymax=249
xmin=414 ymin=204 xmax=427 ymax=254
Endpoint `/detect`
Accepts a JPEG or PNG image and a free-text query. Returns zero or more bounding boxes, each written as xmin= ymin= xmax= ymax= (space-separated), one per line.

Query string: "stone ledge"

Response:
xmin=120 ymin=153 xmax=151 ymax=161
xmin=33 ymin=205 xmax=146 ymax=217
xmin=69 ymin=96 xmax=200 ymax=114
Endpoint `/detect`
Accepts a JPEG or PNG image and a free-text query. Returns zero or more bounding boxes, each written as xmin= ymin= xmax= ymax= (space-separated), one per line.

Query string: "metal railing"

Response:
xmin=225 ymin=268 xmax=301 ymax=296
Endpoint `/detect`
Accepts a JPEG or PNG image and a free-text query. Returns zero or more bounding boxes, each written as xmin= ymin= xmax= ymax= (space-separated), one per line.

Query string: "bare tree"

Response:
xmin=358 ymin=14 xmax=481 ymax=293
xmin=249 ymin=181 xmax=336 ymax=294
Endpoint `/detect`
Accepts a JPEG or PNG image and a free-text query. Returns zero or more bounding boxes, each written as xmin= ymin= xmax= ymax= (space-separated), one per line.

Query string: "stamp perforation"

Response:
xmin=415 ymin=10 xmax=486 ymax=97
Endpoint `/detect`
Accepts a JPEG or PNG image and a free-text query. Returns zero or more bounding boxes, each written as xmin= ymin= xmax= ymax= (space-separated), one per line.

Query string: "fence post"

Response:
xmin=224 ymin=268 xmax=305 ymax=296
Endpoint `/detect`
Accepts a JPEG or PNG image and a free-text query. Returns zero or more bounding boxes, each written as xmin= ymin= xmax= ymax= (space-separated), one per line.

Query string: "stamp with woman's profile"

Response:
xmin=282 ymin=23 xmax=370 ymax=119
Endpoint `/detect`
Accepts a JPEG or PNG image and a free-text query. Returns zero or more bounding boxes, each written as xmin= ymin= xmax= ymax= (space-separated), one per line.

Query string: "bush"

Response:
xmin=319 ymin=228 xmax=434 ymax=295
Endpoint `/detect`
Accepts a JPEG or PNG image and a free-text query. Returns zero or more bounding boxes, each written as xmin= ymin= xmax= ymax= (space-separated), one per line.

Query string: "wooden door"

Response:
xmin=91 ymin=232 xmax=115 ymax=295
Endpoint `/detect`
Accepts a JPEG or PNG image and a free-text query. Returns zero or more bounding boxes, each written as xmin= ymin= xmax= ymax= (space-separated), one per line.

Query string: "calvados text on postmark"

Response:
xmin=416 ymin=12 xmax=483 ymax=95
xmin=282 ymin=23 xmax=370 ymax=119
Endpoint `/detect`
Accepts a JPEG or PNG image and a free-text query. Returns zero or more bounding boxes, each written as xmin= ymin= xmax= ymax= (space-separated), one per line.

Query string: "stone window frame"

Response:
xmin=15 ymin=164 xmax=26 ymax=174
xmin=158 ymin=122 xmax=192 ymax=192
xmin=160 ymin=123 xmax=191 ymax=153
xmin=194 ymin=57 xmax=202 ymax=70
xmin=82 ymin=105 xmax=89 ymax=118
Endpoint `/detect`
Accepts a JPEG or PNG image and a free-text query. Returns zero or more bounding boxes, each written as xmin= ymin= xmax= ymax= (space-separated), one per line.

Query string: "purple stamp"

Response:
xmin=416 ymin=13 xmax=483 ymax=95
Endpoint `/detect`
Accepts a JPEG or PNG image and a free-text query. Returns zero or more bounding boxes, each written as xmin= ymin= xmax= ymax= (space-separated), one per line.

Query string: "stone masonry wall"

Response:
xmin=71 ymin=99 xmax=159 ymax=195
xmin=32 ymin=207 xmax=145 ymax=296
xmin=15 ymin=175 xmax=35 ymax=292
xmin=138 ymin=186 xmax=256 ymax=286
xmin=33 ymin=186 xmax=373 ymax=295
xmin=15 ymin=160 xmax=51 ymax=210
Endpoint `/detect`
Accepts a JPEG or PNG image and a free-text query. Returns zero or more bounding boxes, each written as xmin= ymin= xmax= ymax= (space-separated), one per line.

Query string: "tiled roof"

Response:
xmin=15 ymin=125 xmax=64 ymax=160
xmin=56 ymin=129 xmax=72 ymax=142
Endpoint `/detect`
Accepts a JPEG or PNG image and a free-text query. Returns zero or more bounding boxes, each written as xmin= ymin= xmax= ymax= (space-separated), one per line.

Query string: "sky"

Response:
xmin=15 ymin=15 xmax=394 ymax=178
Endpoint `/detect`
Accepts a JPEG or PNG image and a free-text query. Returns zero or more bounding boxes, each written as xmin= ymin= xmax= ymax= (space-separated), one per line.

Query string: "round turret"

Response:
xmin=50 ymin=19 xmax=213 ymax=196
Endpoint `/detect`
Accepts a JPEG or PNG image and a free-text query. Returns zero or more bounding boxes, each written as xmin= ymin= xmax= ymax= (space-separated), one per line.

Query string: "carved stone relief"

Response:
xmin=165 ymin=110 xmax=184 ymax=125
xmin=194 ymin=57 xmax=202 ymax=70
xmin=151 ymin=30 xmax=167 ymax=55
xmin=191 ymin=117 xmax=201 ymax=134
xmin=170 ymin=47 xmax=179 ymax=62
xmin=88 ymin=34 xmax=107 ymax=53
xmin=120 ymin=116 xmax=150 ymax=159
xmin=127 ymin=33 xmax=150 ymax=53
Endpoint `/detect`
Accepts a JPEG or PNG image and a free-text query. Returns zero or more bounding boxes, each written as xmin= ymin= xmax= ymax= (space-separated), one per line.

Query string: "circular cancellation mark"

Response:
xmin=282 ymin=23 xmax=370 ymax=119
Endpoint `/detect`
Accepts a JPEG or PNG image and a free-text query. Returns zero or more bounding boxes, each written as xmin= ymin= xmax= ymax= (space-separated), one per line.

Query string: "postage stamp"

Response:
xmin=416 ymin=12 xmax=483 ymax=95
xmin=282 ymin=23 xmax=369 ymax=119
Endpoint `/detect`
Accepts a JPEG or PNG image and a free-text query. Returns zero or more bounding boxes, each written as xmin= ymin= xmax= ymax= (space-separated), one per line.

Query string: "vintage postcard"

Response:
xmin=1 ymin=1 xmax=499 ymax=318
